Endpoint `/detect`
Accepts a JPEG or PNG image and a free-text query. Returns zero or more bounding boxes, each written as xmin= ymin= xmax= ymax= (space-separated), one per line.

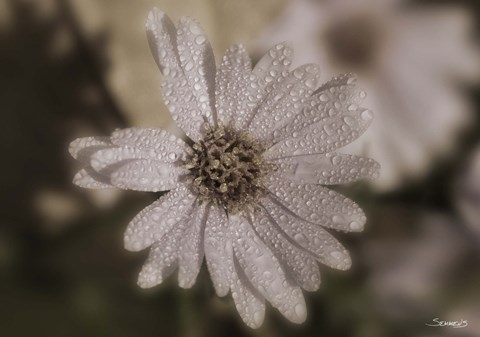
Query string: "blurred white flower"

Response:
xmin=456 ymin=146 xmax=480 ymax=241
xmin=256 ymin=0 xmax=480 ymax=190
xmin=69 ymin=8 xmax=379 ymax=328
xmin=446 ymin=299 xmax=480 ymax=337
xmin=363 ymin=213 xmax=468 ymax=320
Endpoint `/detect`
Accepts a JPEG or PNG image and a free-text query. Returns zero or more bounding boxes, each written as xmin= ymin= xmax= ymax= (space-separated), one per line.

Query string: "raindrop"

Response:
xmin=347 ymin=104 xmax=358 ymax=111
xmin=330 ymin=251 xmax=343 ymax=260
xmin=185 ymin=61 xmax=194 ymax=71
xmin=349 ymin=221 xmax=362 ymax=231
xmin=195 ymin=35 xmax=206 ymax=45
xmin=305 ymin=78 xmax=317 ymax=89
xmin=189 ymin=23 xmax=202 ymax=35
xmin=294 ymin=303 xmax=306 ymax=318
xmin=361 ymin=109 xmax=373 ymax=120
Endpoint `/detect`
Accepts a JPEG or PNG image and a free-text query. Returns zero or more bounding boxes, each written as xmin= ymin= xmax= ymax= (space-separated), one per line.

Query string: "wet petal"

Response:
xmin=69 ymin=136 xmax=112 ymax=162
xmin=215 ymin=44 xmax=252 ymax=126
xmin=178 ymin=203 xmax=209 ymax=288
xmin=254 ymin=207 xmax=321 ymax=291
xmin=146 ymin=8 xmax=180 ymax=74
xmin=110 ymin=159 xmax=184 ymax=192
xmin=111 ymin=128 xmax=187 ymax=161
xmin=240 ymin=42 xmax=293 ymax=129
xmin=204 ymin=205 xmax=233 ymax=297
xmin=161 ymin=76 xmax=205 ymax=141
xmin=265 ymin=175 xmax=366 ymax=232
xmin=262 ymin=198 xmax=351 ymax=270
xmin=146 ymin=9 xmax=206 ymax=140
xmin=137 ymin=205 xmax=196 ymax=288
xmin=249 ymin=64 xmax=321 ymax=142
xmin=266 ymin=74 xmax=371 ymax=158
xmin=231 ymin=215 xmax=307 ymax=324
xmin=176 ymin=16 xmax=217 ymax=123
xmin=124 ymin=185 xmax=196 ymax=251
xmin=230 ymin=257 xmax=266 ymax=329
xmin=90 ymin=147 xmax=157 ymax=172
xmin=73 ymin=167 xmax=112 ymax=189
xmin=273 ymin=153 xmax=380 ymax=184
xmin=266 ymin=113 xmax=373 ymax=158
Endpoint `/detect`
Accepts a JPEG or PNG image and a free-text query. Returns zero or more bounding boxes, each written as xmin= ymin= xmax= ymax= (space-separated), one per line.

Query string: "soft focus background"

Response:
xmin=1 ymin=0 xmax=480 ymax=336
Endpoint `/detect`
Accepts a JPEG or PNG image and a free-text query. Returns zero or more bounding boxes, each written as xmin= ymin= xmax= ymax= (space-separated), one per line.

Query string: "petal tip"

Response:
xmin=147 ymin=7 xmax=165 ymax=23
xmin=68 ymin=139 xmax=80 ymax=158
xmin=124 ymin=238 xmax=145 ymax=252
xmin=137 ymin=270 xmax=162 ymax=289
xmin=290 ymin=302 xmax=307 ymax=324
xmin=246 ymin=310 xmax=265 ymax=329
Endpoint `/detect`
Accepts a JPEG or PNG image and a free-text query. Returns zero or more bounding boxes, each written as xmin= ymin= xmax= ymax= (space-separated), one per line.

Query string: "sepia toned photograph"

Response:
xmin=1 ymin=0 xmax=480 ymax=336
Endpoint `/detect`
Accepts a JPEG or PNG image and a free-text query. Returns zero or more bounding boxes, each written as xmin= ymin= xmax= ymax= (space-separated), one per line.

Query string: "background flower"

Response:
xmin=255 ymin=0 xmax=480 ymax=190
xmin=456 ymin=145 xmax=480 ymax=242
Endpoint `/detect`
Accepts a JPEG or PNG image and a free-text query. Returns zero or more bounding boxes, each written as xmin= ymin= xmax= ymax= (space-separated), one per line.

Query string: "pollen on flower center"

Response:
xmin=184 ymin=123 xmax=275 ymax=214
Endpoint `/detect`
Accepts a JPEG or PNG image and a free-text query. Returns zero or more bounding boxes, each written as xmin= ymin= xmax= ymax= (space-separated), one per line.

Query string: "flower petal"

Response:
xmin=261 ymin=198 xmax=351 ymax=270
xmin=146 ymin=8 xmax=180 ymax=74
xmin=70 ymin=137 xmax=116 ymax=189
xmin=230 ymin=257 xmax=266 ymax=329
xmin=146 ymin=9 xmax=205 ymax=140
xmin=136 ymin=204 xmax=199 ymax=288
xmin=215 ymin=44 xmax=252 ymax=126
xmin=89 ymin=146 xmax=186 ymax=191
xmin=255 ymin=206 xmax=321 ymax=291
xmin=249 ymin=64 xmax=321 ymax=142
xmin=265 ymin=175 xmax=366 ymax=232
xmin=69 ymin=136 xmax=112 ymax=162
xmin=137 ymin=240 xmax=178 ymax=288
xmin=252 ymin=42 xmax=293 ymax=88
xmin=240 ymin=42 xmax=293 ymax=129
xmin=124 ymin=185 xmax=196 ymax=251
xmin=73 ymin=167 xmax=112 ymax=189
xmin=266 ymin=74 xmax=372 ymax=158
xmin=272 ymin=153 xmax=380 ymax=184
xmin=109 ymin=159 xmax=184 ymax=192
xmin=178 ymin=203 xmax=209 ymax=288
xmin=204 ymin=205 xmax=233 ymax=297
xmin=231 ymin=215 xmax=307 ymax=324
xmin=110 ymin=128 xmax=187 ymax=161
xmin=161 ymin=75 xmax=205 ymax=141
xmin=90 ymin=147 xmax=155 ymax=172
xmin=176 ymin=16 xmax=217 ymax=123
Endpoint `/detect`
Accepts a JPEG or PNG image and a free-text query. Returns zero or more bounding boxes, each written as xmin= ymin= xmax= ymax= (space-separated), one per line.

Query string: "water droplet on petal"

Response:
xmin=294 ymin=303 xmax=306 ymax=318
xmin=330 ymin=251 xmax=343 ymax=260
xmin=361 ymin=109 xmax=373 ymax=120
xmin=349 ymin=221 xmax=362 ymax=231
xmin=195 ymin=35 xmax=206 ymax=45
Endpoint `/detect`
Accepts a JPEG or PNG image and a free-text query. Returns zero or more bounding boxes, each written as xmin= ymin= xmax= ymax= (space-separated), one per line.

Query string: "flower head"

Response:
xmin=69 ymin=8 xmax=379 ymax=328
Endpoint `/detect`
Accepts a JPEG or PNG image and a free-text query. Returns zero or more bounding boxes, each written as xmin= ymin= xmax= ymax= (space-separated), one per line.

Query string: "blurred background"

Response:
xmin=1 ymin=0 xmax=480 ymax=336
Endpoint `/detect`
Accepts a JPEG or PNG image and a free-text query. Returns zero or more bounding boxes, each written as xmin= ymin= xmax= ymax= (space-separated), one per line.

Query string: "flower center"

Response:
xmin=323 ymin=15 xmax=383 ymax=72
xmin=184 ymin=123 xmax=274 ymax=214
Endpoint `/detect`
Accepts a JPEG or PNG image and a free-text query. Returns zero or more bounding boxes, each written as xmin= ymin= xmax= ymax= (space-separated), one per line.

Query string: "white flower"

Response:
xmin=364 ymin=213 xmax=468 ymax=319
xmin=256 ymin=0 xmax=480 ymax=191
xmin=69 ymin=8 xmax=379 ymax=328
xmin=456 ymin=146 xmax=480 ymax=242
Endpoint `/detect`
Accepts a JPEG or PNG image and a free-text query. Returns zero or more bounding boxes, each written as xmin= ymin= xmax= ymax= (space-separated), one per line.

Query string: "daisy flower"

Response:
xmin=256 ymin=0 xmax=480 ymax=191
xmin=456 ymin=146 xmax=480 ymax=242
xmin=69 ymin=8 xmax=379 ymax=328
